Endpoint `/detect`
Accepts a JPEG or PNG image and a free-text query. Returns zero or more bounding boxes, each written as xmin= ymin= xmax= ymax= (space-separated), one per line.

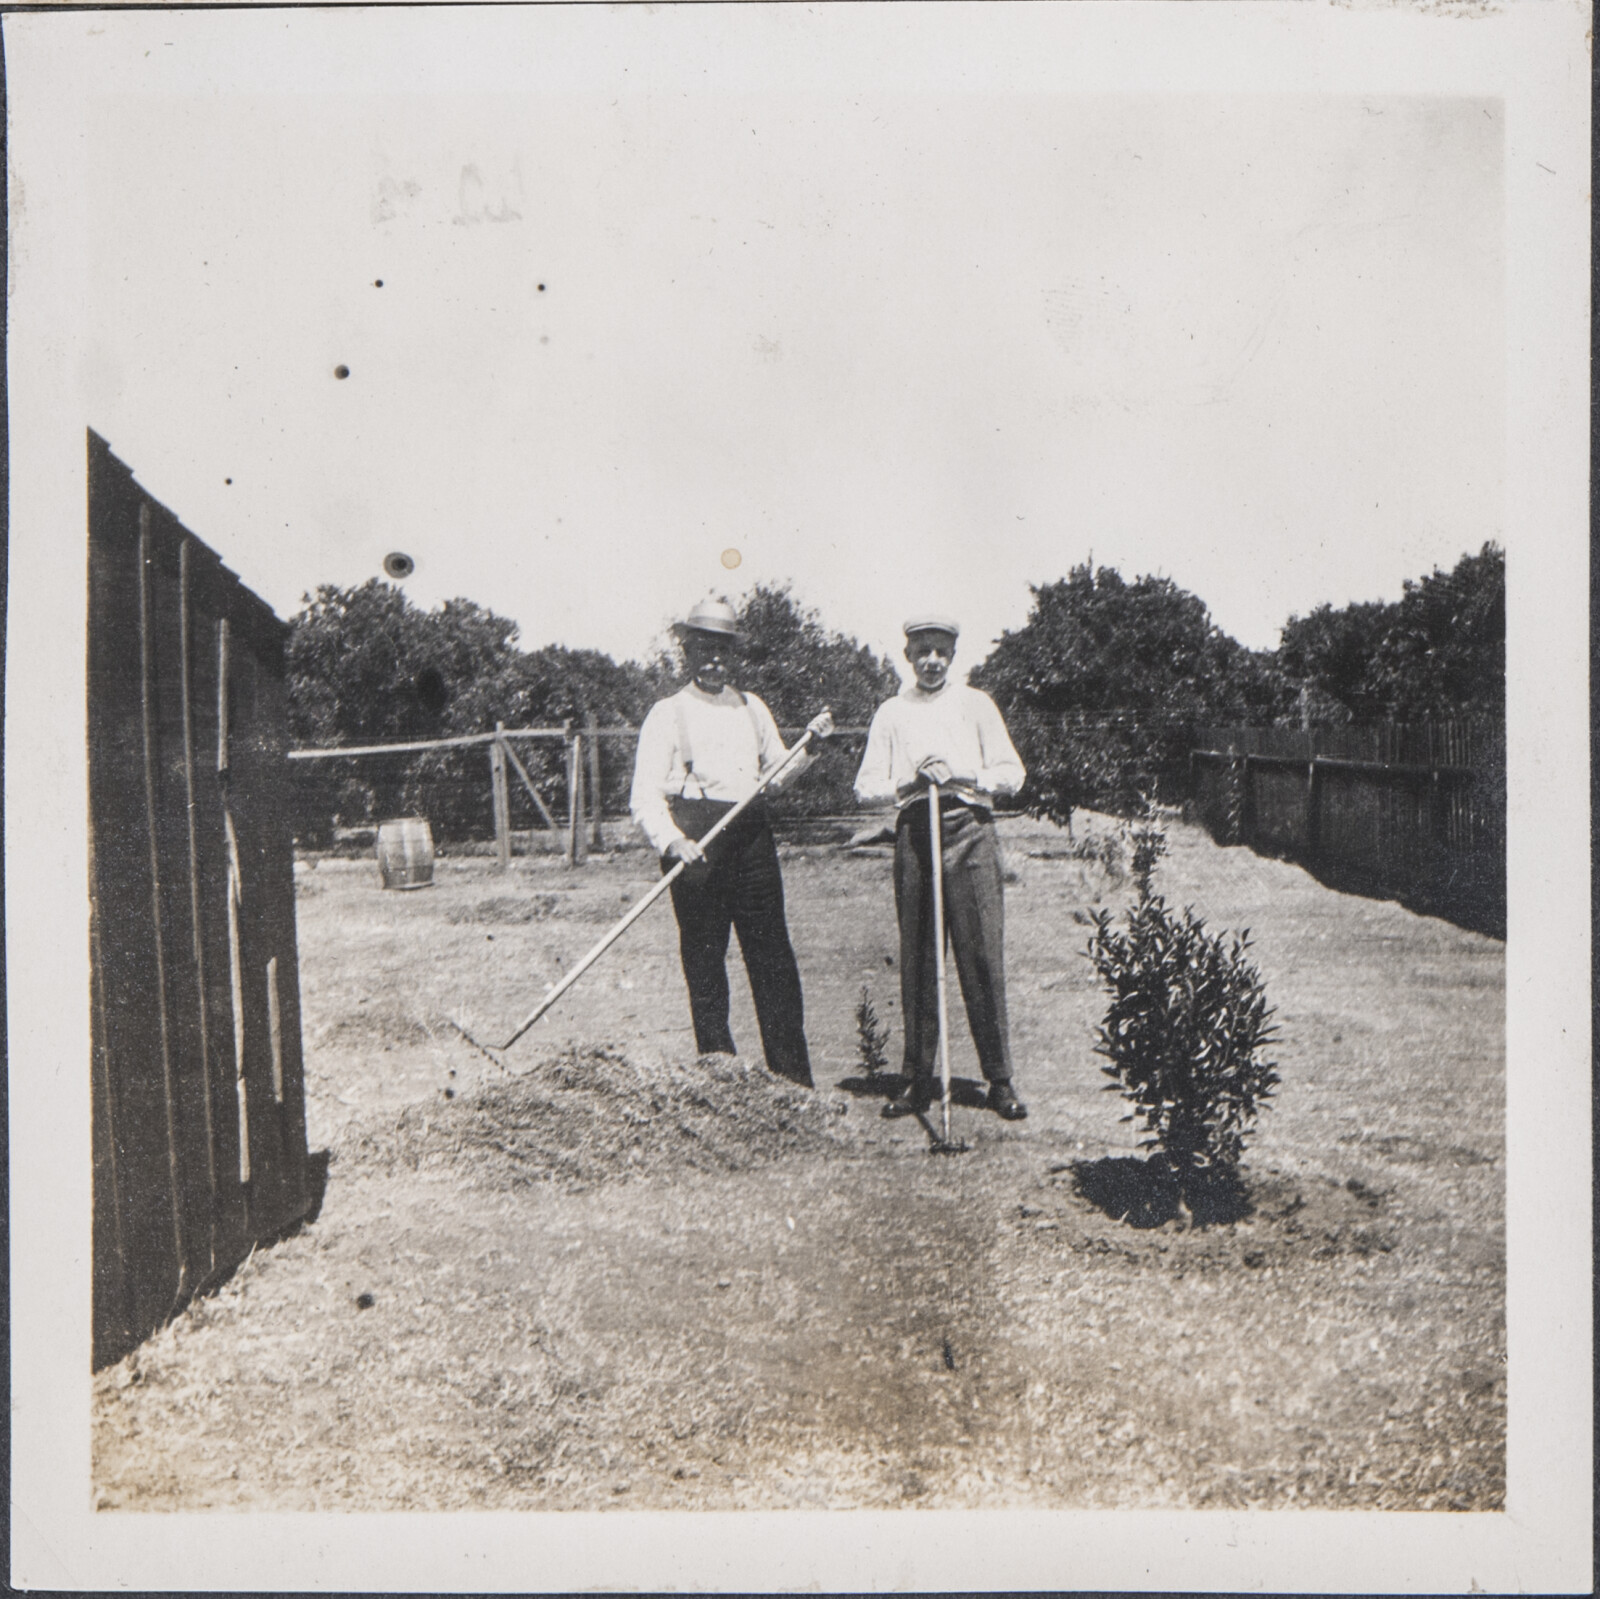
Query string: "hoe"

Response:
xmin=926 ymin=781 xmax=970 ymax=1156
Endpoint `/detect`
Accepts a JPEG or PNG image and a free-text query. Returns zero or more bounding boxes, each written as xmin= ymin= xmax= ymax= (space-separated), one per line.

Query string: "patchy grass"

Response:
xmin=93 ymin=816 xmax=1504 ymax=1511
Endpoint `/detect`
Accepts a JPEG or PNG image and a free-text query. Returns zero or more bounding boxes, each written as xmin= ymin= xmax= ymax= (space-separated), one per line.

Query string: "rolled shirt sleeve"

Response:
xmin=853 ymin=704 xmax=900 ymax=808
xmin=974 ymin=691 xmax=1026 ymax=798
xmin=629 ymin=700 xmax=687 ymax=855
xmin=748 ymin=694 xmax=813 ymax=790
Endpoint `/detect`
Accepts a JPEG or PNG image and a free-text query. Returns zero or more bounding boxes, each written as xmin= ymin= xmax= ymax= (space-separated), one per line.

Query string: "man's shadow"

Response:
xmin=835 ymin=1070 xmax=989 ymax=1110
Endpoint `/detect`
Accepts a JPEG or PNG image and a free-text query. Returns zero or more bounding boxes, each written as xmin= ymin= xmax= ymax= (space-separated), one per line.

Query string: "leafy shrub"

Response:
xmin=1086 ymin=822 xmax=1279 ymax=1199
xmin=1068 ymin=830 xmax=1125 ymax=877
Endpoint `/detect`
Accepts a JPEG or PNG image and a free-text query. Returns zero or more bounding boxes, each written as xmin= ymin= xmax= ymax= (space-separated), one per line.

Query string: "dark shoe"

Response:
xmin=988 ymin=1081 xmax=1028 ymax=1121
xmin=882 ymin=1078 xmax=934 ymax=1119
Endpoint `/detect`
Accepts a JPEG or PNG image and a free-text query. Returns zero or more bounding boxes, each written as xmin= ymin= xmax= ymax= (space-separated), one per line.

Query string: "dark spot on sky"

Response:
xmin=224 ymin=478 xmax=232 ymax=485
xmin=334 ymin=364 xmax=350 ymax=379
xmin=537 ymin=283 xmax=546 ymax=292
xmin=374 ymin=279 xmax=384 ymax=287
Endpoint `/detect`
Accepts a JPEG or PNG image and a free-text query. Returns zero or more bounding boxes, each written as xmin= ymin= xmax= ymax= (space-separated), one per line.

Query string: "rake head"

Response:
xmin=446 ymin=1015 xmax=510 ymax=1068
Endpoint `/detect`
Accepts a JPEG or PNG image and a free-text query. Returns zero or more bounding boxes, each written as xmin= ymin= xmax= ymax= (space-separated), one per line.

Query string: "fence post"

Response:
xmin=565 ymin=729 xmax=585 ymax=867
xmin=1306 ymin=758 xmax=1323 ymax=858
xmin=490 ymin=723 xmax=511 ymax=871
xmin=586 ymin=712 xmax=604 ymax=852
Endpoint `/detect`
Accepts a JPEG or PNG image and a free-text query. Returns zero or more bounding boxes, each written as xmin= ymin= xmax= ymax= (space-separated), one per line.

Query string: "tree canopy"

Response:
xmin=970 ymin=564 xmax=1288 ymax=820
xmin=284 ymin=550 xmax=1505 ymax=841
xmin=1278 ymin=544 xmax=1503 ymax=723
xmin=285 ymin=578 xmax=899 ymax=839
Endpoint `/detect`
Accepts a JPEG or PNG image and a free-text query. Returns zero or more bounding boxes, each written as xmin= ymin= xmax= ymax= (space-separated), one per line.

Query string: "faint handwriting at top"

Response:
xmin=454 ymin=164 xmax=523 ymax=226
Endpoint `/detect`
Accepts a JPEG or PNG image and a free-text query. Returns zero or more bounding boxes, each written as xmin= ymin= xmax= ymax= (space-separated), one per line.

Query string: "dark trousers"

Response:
xmin=664 ymin=798 xmax=813 ymax=1087
xmin=894 ymin=801 xmax=1013 ymax=1083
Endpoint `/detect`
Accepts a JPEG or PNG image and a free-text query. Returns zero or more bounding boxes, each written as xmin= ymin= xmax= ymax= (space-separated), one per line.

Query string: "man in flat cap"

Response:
xmin=854 ymin=617 xmax=1029 ymax=1120
xmin=630 ymin=597 xmax=833 ymax=1087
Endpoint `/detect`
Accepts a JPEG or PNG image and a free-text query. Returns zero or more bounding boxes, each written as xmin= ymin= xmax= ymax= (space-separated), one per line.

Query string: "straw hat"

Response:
xmin=677 ymin=597 xmax=743 ymax=641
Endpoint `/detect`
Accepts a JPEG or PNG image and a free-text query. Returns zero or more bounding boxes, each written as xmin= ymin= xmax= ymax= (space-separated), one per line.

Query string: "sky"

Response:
xmin=79 ymin=19 xmax=1503 ymax=673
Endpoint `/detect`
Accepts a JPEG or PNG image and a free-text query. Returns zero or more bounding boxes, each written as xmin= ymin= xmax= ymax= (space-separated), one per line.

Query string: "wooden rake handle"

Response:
xmin=491 ymin=728 xmax=818 ymax=1051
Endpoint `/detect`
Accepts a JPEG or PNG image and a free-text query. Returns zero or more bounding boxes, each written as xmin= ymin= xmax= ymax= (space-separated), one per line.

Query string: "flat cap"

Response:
xmin=902 ymin=615 xmax=960 ymax=640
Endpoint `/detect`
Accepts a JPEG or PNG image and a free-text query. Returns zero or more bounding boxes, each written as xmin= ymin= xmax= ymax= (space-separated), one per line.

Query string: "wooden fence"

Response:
xmin=1189 ymin=721 xmax=1505 ymax=936
xmin=90 ymin=432 xmax=315 ymax=1368
xmin=288 ymin=725 xmax=875 ymax=858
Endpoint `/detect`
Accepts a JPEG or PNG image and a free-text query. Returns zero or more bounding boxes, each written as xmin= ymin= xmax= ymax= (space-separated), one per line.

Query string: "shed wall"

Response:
xmin=89 ymin=431 xmax=312 ymax=1369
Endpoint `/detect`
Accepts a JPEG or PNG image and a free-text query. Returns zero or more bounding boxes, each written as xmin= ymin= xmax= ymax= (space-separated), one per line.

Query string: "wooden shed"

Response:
xmin=89 ymin=431 xmax=314 ymax=1369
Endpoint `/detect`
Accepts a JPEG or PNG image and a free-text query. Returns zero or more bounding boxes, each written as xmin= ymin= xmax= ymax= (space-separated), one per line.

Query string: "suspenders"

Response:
xmin=675 ymin=690 xmax=766 ymax=799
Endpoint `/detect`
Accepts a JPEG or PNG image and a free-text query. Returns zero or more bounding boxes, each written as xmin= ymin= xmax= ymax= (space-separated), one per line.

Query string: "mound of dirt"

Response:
xmin=343 ymin=1047 xmax=851 ymax=1190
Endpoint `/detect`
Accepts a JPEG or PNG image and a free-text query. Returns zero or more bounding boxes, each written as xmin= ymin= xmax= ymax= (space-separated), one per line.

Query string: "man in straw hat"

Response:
xmin=630 ymin=597 xmax=834 ymax=1087
xmin=854 ymin=616 xmax=1029 ymax=1120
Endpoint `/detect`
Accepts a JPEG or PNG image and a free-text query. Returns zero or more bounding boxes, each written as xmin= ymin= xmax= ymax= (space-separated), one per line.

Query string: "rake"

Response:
xmin=450 ymin=727 xmax=819 ymax=1057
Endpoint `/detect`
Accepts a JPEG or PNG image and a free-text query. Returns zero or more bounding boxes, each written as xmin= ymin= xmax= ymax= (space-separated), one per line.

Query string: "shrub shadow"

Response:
xmin=1069 ymin=1154 xmax=1254 ymax=1230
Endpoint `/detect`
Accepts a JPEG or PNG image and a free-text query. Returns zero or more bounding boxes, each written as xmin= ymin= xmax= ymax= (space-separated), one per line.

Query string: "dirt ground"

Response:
xmin=92 ymin=814 xmax=1505 ymax=1511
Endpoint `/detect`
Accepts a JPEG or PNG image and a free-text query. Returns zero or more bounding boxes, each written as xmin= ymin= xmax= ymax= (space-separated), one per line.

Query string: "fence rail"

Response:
xmin=288 ymin=724 xmax=875 ymax=860
xmin=1189 ymin=721 xmax=1504 ymax=936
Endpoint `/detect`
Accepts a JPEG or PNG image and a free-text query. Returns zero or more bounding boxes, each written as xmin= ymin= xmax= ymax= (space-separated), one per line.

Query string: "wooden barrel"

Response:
xmin=375 ymin=818 xmax=435 ymax=890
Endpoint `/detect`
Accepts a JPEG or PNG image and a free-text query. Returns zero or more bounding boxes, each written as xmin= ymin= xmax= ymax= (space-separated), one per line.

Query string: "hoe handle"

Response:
xmin=929 ymin=783 xmax=953 ymax=1146
xmin=497 ymin=728 xmax=818 ymax=1050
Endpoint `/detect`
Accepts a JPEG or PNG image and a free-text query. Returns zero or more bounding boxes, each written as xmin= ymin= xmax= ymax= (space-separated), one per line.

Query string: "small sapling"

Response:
xmin=1086 ymin=814 xmax=1279 ymax=1213
xmin=854 ymin=985 xmax=891 ymax=1077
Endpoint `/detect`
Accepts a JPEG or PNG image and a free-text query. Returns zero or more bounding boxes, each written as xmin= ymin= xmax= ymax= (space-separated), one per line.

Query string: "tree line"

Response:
xmin=286 ymin=544 xmax=1502 ymax=841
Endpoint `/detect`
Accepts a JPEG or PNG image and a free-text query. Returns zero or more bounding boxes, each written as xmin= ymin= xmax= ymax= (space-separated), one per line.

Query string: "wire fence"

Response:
xmin=287 ymin=712 xmax=1507 ymax=936
xmin=288 ymin=725 xmax=878 ymax=852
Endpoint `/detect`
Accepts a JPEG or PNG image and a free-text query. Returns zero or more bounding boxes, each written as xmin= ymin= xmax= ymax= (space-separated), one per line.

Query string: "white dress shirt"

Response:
xmin=629 ymin=683 xmax=809 ymax=853
xmin=854 ymin=681 xmax=1025 ymax=812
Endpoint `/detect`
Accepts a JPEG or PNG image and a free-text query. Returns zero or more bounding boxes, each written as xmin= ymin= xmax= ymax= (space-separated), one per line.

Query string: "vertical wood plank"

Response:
xmin=179 ymin=540 xmax=221 ymax=1264
xmin=139 ymin=508 xmax=192 ymax=1300
xmin=267 ymin=956 xmax=284 ymax=1103
xmin=220 ymin=618 xmax=251 ymax=1190
xmin=90 ymin=888 xmax=134 ymax=1363
xmin=217 ymin=618 xmax=231 ymax=775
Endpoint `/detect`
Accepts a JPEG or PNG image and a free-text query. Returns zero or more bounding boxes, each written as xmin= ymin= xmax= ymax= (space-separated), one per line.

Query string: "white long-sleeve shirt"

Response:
xmin=629 ymin=683 xmax=810 ymax=853
xmin=854 ymin=682 xmax=1025 ymax=812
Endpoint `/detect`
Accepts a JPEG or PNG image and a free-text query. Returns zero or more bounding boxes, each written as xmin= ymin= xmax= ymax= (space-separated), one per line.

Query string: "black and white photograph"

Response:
xmin=5 ymin=2 xmax=1590 ymax=1591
